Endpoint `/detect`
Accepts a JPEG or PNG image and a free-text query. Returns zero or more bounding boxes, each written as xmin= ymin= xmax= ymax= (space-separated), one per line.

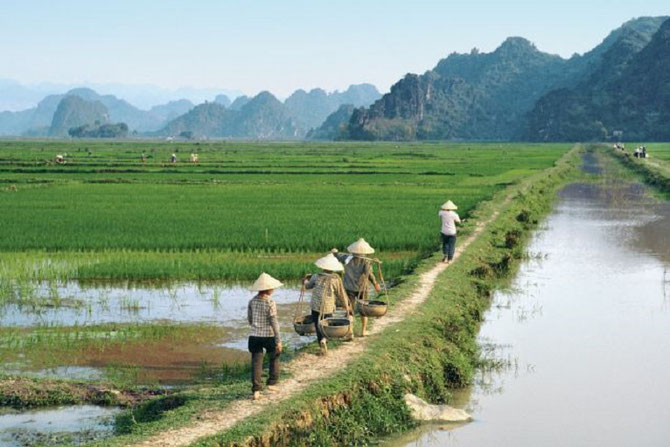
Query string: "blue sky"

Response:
xmin=1 ymin=0 xmax=668 ymax=97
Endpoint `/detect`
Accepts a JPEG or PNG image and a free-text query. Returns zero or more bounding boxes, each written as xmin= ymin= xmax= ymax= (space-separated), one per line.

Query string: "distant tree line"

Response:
xmin=69 ymin=122 xmax=129 ymax=138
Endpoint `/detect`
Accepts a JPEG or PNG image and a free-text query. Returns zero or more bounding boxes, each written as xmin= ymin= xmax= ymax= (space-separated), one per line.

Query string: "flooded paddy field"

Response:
xmin=0 ymin=405 xmax=120 ymax=447
xmin=0 ymin=282 xmax=310 ymax=385
xmin=388 ymin=156 xmax=670 ymax=446
xmin=0 ymin=142 xmax=572 ymax=389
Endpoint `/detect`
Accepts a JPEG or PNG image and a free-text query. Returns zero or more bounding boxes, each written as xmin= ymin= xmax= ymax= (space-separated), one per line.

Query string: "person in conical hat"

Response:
xmin=304 ymin=253 xmax=350 ymax=355
xmin=439 ymin=200 xmax=461 ymax=264
xmin=247 ymin=272 xmax=283 ymax=400
xmin=332 ymin=238 xmax=381 ymax=337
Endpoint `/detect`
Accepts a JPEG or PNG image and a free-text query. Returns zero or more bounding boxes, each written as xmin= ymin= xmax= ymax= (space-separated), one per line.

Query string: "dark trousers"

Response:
xmin=441 ymin=233 xmax=457 ymax=261
xmin=311 ymin=310 xmax=332 ymax=342
xmin=346 ymin=289 xmax=362 ymax=314
xmin=248 ymin=336 xmax=280 ymax=392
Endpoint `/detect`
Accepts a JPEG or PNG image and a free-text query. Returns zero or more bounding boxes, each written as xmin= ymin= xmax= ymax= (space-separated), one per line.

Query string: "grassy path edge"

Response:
xmin=605 ymin=144 xmax=670 ymax=195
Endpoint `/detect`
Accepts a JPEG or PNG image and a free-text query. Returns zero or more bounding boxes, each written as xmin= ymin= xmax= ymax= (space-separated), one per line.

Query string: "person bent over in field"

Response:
xmin=304 ymin=253 xmax=351 ymax=355
xmin=439 ymin=200 xmax=461 ymax=264
xmin=333 ymin=238 xmax=381 ymax=337
xmin=247 ymin=272 xmax=283 ymax=401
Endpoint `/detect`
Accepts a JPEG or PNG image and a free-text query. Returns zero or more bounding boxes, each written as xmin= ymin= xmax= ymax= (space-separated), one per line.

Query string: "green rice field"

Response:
xmin=0 ymin=140 xmax=570 ymax=282
xmin=0 ymin=140 xmax=573 ymax=430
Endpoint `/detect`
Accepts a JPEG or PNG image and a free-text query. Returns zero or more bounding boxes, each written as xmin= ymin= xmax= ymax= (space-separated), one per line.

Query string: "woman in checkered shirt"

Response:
xmin=247 ymin=272 xmax=284 ymax=401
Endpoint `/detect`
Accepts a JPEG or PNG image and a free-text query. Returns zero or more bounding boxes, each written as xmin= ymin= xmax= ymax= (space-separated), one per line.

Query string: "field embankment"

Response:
xmin=605 ymin=143 xmax=670 ymax=195
xmin=107 ymin=145 xmax=581 ymax=447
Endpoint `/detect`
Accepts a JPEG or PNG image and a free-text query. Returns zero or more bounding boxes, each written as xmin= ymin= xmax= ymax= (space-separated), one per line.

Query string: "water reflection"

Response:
xmin=0 ymin=282 xmax=300 ymax=327
xmin=388 ymin=180 xmax=670 ymax=446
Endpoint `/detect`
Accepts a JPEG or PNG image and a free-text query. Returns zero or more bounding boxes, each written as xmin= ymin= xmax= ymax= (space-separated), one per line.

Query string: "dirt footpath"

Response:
xmin=131 ymin=207 xmax=502 ymax=447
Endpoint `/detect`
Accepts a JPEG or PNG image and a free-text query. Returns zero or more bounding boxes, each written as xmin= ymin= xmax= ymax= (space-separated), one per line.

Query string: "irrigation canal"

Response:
xmin=387 ymin=158 xmax=670 ymax=446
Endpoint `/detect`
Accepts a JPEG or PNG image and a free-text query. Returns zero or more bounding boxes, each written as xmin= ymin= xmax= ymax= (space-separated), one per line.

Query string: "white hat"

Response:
xmin=441 ymin=200 xmax=458 ymax=210
xmin=250 ymin=272 xmax=284 ymax=291
xmin=314 ymin=253 xmax=344 ymax=272
xmin=347 ymin=238 xmax=375 ymax=255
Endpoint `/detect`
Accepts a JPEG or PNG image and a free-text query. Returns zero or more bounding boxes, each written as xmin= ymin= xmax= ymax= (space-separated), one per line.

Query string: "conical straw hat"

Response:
xmin=441 ymin=200 xmax=458 ymax=210
xmin=314 ymin=253 xmax=344 ymax=272
xmin=348 ymin=238 xmax=375 ymax=255
xmin=250 ymin=272 xmax=284 ymax=291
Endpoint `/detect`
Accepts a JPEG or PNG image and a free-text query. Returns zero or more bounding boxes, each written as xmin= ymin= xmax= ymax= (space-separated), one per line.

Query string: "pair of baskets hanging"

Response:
xmin=293 ymin=280 xmax=352 ymax=339
xmin=355 ymin=258 xmax=390 ymax=317
xmin=293 ymin=284 xmax=316 ymax=336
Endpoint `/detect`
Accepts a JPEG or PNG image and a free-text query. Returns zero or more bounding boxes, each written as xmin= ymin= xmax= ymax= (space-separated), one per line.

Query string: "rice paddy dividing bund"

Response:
xmin=0 ymin=141 xmax=572 ymax=446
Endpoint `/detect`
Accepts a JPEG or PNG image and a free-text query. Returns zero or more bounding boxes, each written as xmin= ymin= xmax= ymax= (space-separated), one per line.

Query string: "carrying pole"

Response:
xmin=293 ymin=283 xmax=307 ymax=323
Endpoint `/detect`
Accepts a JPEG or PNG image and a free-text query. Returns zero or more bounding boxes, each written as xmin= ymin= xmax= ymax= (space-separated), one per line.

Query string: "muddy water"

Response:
xmin=0 ymin=283 xmax=315 ymax=384
xmin=388 ymin=180 xmax=670 ymax=446
xmin=0 ymin=405 xmax=119 ymax=447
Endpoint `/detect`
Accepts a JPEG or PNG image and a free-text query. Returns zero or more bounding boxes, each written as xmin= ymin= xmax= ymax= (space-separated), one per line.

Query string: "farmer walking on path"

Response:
xmin=333 ymin=238 xmax=381 ymax=337
xmin=304 ymin=253 xmax=351 ymax=355
xmin=439 ymin=200 xmax=461 ymax=264
xmin=247 ymin=272 xmax=283 ymax=401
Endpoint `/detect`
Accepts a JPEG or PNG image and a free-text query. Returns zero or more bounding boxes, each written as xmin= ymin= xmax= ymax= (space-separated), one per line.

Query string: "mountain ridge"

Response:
xmin=344 ymin=16 xmax=668 ymax=141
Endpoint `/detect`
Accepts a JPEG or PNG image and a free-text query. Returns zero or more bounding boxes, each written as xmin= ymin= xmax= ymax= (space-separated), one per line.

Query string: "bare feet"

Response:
xmin=252 ymin=391 xmax=261 ymax=401
xmin=319 ymin=339 xmax=328 ymax=355
xmin=266 ymin=385 xmax=279 ymax=392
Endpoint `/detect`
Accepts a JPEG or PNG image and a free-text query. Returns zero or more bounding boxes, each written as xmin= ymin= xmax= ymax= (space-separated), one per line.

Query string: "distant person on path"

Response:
xmin=439 ymin=200 xmax=461 ymax=264
xmin=304 ymin=253 xmax=350 ymax=355
xmin=170 ymin=153 xmax=177 ymax=163
xmin=141 ymin=153 xmax=146 ymax=163
xmin=247 ymin=272 xmax=283 ymax=401
xmin=332 ymin=238 xmax=381 ymax=337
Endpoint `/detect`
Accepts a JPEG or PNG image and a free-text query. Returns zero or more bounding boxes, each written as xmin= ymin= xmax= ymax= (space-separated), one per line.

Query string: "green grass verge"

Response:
xmin=604 ymin=144 xmax=670 ymax=197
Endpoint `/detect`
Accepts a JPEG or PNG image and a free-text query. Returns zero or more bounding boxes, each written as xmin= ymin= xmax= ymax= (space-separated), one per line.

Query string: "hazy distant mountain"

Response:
xmin=234 ymin=91 xmax=301 ymax=138
xmin=49 ymin=95 xmax=109 ymax=136
xmin=0 ymin=79 xmax=59 ymax=112
xmin=345 ymin=16 xmax=667 ymax=141
xmin=158 ymin=91 xmax=301 ymax=139
xmin=336 ymin=84 xmax=383 ymax=107
xmin=62 ymin=88 xmax=164 ymax=131
xmin=214 ymin=94 xmax=231 ymax=107
xmin=158 ymin=102 xmax=230 ymax=137
xmin=284 ymin=89 xmax=333 ymax=130
xmin=229 ymin=95 xmax=251 ymax=111
xmin=148 ymin=99 xmax=194 ymax=122
xmin=0 ymin=88 xmax=199 ymax=135
xmin=307 ymin=104 xmax=355 ymax=140
xmin=0 ymin=93 xmax=63 ymax=135
xmin=526 ymin=16 xmax=670 ymax=141
xmin=0 ymin=80 xmax=242 ymax=111
xmin=284 ymin=84 xmax=380 ymax=130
